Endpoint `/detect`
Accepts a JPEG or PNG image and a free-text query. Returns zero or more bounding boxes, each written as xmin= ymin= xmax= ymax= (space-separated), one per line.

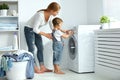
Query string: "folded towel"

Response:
xmin=0 ymin=46 xmax=13 ymax=51
xmin=0 ymin=23 xmax=17 ymax=27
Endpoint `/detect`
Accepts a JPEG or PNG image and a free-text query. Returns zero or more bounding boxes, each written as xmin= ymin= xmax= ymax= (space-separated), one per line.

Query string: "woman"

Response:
xmin=24 ymin=2 xmax=61 ymax=73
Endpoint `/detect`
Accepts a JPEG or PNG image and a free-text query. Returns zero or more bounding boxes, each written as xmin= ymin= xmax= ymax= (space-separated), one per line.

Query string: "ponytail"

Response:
xmin=37 ymin=9 xmax=47 ymax=12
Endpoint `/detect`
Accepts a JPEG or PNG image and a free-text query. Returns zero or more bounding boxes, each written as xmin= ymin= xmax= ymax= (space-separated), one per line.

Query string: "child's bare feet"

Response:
xmin=54 ymin=64 xmax=65 ymax=74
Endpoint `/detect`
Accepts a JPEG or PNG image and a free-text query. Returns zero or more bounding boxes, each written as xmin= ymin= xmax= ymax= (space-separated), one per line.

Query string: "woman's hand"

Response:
xmin=39 ymin=32 xmax=52 ymax=39
xmin=45 ymin=33 xmax=53 ymax=39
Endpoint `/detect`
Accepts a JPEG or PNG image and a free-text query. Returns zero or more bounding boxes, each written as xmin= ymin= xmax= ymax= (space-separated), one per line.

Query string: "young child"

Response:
xmin=52 ymin=17 xmax=74 ymax=74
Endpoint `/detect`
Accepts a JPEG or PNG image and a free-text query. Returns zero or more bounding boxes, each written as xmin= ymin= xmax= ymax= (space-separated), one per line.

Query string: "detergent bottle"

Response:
xmin=13 ymin=32 xmax=18 ymax=50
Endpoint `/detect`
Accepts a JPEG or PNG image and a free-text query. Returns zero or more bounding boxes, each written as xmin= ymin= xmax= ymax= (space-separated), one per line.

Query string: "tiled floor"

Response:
xmin=31 ymin=70 xmax=108 ymax=80
xmin=1 ymin=70 xmax=109 ymax=80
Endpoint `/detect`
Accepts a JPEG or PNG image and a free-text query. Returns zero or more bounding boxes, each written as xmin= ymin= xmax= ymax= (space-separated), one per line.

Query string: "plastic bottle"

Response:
xmin=13 ymin=32 xmax=18 ymax=50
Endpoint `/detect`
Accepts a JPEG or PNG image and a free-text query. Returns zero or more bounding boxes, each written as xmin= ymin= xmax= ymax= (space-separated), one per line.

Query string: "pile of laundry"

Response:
xmin=0 ymin=50 xmax=34 ymax=79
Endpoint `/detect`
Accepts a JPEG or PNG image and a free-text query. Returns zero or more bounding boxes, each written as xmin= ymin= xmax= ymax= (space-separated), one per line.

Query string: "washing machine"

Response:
xmin=68 ymin=25 xmax=100 ymax=73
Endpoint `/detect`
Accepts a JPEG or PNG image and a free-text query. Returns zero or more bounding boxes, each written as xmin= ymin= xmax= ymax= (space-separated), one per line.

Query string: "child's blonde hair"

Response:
xmin=52 ymin=17 xmax=63 ymax=27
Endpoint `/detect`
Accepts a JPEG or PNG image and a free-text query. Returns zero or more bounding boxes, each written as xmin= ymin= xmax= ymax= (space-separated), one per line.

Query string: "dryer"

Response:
xmin=68 ymin=25 xmax=100 ymax=73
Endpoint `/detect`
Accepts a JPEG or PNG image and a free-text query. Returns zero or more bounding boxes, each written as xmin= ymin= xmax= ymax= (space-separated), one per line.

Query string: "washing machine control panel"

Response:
xmin=71 ymin=27 xmax=78 ymax=35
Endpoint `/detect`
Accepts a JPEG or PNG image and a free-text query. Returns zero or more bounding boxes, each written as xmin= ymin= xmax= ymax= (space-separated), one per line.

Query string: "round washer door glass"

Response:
xmin=69 ymin=36 xmax=76 ymax=60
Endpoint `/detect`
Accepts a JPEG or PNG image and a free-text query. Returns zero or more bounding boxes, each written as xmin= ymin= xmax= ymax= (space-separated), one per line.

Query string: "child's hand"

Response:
xmin=66 ymin=30 xmax=71 ymax=34
xmin=70 ymin=31 xmax=74 ymax=35
xmin=66 ymin=30 xmax=74 ymax=35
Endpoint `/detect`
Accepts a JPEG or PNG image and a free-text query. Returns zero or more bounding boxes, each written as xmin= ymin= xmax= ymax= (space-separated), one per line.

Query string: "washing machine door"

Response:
xmin=68 ymin=35 xmax=77 ymax=60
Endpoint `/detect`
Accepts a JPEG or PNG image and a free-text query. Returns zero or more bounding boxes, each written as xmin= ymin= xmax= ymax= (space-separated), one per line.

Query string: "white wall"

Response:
xmin=19 ymin=0 xmax=60 ymax=69
xmin=87 ymin=0 xmax=120 ymax=24
xmin=60 ymin=0 xmax=87 ymax=28
xmin=19 ymin=0 xmax=60 ymax=22
xmin=103 ymin=0 xmax=120 ymax=20
xmin=87 ymin=0 xmax=103 ymax=24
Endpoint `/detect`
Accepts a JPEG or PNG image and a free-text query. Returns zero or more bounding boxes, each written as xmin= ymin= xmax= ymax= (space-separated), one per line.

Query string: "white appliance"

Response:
xmin=68 ymin=25 xmax=100 ymax=73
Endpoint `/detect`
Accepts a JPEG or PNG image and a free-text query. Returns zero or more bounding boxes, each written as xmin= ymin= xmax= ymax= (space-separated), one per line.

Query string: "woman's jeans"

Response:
xmin=53 ymin=41 xmax=63 ymax=65
xmin=24 ymin=26 xmax=44 ymax=65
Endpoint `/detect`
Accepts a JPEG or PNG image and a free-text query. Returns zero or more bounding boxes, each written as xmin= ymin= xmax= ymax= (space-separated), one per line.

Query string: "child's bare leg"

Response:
xmin=54 ymin=64 xmax=65 ymax=74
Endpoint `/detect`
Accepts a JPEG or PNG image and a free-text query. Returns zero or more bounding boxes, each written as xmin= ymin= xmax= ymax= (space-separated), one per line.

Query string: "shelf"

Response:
xmin=0 ymin=49 xmax=18 ymax=52
xmin=0 ymin=0 xmax=18 ymax=2
xmin=0 ymin=0 xmax=20 ymax=52
xmin=0 ymin=27 xmax=18 ymax=32
xmin=0 ymin=30 xmax=19 ymax=32
xmin=0 ymin=16 xmax=18 ymax=18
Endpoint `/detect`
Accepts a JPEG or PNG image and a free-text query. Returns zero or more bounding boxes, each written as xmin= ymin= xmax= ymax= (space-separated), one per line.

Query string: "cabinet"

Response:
xmin=0 ymin=0 xmax=19 ymax=52
xmin=94 ymin=29 xmax=120 ymax=79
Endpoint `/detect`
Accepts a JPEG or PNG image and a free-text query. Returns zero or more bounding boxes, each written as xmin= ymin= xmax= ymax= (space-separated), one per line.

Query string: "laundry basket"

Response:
xmin=6 ymin=61 xmax=28 ymax=80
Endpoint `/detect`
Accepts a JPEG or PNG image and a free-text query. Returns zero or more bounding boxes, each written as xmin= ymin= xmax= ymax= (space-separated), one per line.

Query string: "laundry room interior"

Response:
xmin=0 ymin=0 xmax=120 ymax=80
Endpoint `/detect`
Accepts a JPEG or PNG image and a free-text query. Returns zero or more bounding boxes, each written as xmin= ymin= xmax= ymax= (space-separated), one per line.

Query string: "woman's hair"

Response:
xmin=52 ymin=17 xmax=63 ymax=27
xmin=47 ymin=2 xmax=61 ymax=11
xmin=38 ymin=2 xmax=61 ymax=12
